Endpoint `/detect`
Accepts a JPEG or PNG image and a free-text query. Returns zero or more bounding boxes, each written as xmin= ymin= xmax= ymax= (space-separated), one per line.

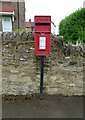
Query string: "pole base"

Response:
xmin=40 ymin=95 xmax=43 ymax=100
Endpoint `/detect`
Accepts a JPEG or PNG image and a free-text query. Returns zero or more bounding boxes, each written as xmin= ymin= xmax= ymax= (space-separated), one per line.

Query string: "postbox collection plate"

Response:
xmin=39 ymin=36 xmax=46 ymax=50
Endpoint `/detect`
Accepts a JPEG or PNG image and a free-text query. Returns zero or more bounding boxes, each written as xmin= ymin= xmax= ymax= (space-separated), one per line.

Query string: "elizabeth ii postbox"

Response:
xmin=34 ymin=16 xmax=51 ymax=56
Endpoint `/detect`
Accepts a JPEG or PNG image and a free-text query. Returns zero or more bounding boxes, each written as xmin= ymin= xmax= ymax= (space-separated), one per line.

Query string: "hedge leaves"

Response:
xmin=59 ymin=8 xmax=85 ymax=44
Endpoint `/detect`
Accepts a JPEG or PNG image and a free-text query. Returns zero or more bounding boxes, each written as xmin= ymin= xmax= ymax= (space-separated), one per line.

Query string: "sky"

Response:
xmin=25 ymin=0 xmax=84 ymax=34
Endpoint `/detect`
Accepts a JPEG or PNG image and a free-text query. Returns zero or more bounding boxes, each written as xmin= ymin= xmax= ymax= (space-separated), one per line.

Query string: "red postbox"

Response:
xmin=34 ymin=16 xmax=51 ymax=56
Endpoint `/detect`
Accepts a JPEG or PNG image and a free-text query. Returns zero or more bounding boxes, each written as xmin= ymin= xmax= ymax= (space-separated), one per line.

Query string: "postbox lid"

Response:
xmin=34 ymin=16 xmax=51 ymax=23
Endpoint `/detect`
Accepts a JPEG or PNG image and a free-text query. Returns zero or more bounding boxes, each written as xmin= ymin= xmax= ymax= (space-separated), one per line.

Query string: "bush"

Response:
xmin=59 ymin=8 xmax=85 ymax=44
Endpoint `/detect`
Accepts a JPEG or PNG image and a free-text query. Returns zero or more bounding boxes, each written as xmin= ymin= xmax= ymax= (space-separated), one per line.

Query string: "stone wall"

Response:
xmin=1 ymin=32 xmax=84 ymax=96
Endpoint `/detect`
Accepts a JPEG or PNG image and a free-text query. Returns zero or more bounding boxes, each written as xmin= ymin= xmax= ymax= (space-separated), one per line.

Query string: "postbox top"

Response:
xmin=34 ymin=16 xmax=51 ymax=23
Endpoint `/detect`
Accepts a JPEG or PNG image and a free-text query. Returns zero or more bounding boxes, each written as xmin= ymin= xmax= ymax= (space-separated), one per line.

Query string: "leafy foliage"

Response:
xmin=59 ymin=8 xmax=85 ymax=44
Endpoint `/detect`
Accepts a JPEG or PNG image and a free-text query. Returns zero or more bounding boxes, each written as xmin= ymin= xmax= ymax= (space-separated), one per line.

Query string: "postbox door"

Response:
xmin=34 ymin=33 xmax=51 ymax=56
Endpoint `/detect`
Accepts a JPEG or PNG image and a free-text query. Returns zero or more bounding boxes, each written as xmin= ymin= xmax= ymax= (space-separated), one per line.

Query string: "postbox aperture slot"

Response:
xmin=35 ymin=23 xmax=50 ymax=26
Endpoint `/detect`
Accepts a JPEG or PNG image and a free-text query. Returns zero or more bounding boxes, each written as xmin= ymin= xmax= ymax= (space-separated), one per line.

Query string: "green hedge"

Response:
xmin=59 ymin=8 xmax=85 ymax=44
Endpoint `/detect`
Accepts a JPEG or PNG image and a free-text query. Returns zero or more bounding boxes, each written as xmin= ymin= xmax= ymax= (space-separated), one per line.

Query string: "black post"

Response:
xmin=40 ymin=56 xmax=44 ymax=99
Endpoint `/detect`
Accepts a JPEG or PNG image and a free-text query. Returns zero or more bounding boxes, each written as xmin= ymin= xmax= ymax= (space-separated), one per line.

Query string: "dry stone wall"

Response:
xmin=0 ymin=32 xmax=84 ymax=96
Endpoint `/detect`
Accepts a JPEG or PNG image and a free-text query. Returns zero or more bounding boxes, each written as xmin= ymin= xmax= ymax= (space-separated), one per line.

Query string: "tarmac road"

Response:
xmin=2 ymin=95 xmax=83 ymax=118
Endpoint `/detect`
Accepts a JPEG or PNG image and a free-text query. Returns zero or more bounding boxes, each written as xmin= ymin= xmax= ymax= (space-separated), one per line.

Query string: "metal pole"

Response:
xmin=40 ymin=56 xmax=44 ymax=99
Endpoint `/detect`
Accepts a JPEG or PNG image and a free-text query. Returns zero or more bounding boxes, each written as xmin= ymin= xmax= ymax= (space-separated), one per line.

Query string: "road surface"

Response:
xmin=2 ymin=95 xmax=83 ymax=119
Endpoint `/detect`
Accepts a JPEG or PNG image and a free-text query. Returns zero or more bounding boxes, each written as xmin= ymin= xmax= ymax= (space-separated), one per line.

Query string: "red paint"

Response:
xmin=34 ymin=16 xmax=51 ymax=56
xmin=0 ymin=9 xmax=14 ymax=12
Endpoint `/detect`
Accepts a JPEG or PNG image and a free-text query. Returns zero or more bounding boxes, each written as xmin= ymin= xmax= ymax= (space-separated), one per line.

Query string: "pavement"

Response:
xmin=2 ymin=95 xmax=84 ymax=119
